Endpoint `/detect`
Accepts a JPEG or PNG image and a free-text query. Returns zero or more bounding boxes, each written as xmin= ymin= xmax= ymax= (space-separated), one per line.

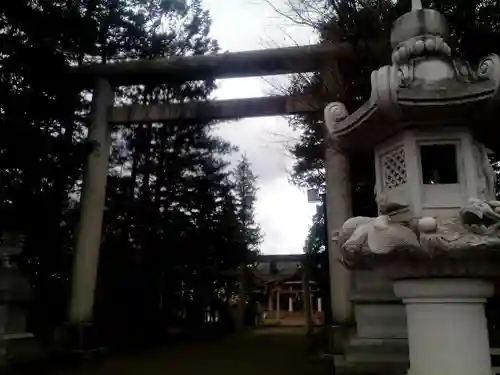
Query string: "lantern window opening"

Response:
xmin=419 ymin=143 xmax=459 ymax=185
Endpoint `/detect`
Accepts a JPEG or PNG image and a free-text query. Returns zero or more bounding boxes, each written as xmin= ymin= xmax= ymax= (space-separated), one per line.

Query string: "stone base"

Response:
xmin=329 ymin=324 xmax=355 ymax=354
xmin=345 ymin=269 xmax=408 ymax=374
xmin=57 ymin=322 xmax=105 ymax=358
xmin=345 ymin=337 xmax=409 ymax=364
xmin=332 ymin=338 xmax=408 ymax=375
xmin=334 ymin=353 xmax=408 ymax=375
xmin=354 ymin=303 xmax=407 ymax=339
xmin=351 ymin=270 xmax=407 ymax=340
xmin=0 ymin=332 xmax=42 ymax=366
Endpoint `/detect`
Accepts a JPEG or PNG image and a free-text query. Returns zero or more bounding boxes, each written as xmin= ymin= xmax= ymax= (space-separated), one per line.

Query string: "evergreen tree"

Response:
xmin=231 ymin=155 xmax=262 ymax=329
xmin=233 ymin=155 xmax=262 ymax=259
xmin=0 ymin=0 xmax=248 ymax=347
xmin=303 ymin=203 xmax=330 ymax=323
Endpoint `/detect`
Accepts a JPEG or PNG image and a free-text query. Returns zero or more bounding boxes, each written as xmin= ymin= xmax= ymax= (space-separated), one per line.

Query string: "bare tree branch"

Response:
xmin=261 ymin=0 xmax=320 ymax=28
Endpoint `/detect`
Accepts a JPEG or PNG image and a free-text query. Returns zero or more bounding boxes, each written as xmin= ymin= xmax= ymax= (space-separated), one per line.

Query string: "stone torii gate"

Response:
xmin=68 ymin=43 xmax=355 ymax=333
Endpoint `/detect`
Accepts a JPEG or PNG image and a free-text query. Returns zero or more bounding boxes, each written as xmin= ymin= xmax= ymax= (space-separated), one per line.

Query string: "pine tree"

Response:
xmin=231 ymin=155 xmax=262 ymax=330
xmin=233 ymin=155 xmax=262 ymax=258
xmin=0 ymin=0 xmax=247 ymax=346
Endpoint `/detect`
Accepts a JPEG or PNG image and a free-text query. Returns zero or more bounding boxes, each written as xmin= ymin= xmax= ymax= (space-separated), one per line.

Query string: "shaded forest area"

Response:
xmin=0 ymin=0 xmax=262 ymax=349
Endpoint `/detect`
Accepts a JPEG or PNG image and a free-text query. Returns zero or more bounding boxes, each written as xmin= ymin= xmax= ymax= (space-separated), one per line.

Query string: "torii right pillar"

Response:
xmin=324 ymin=103 xmax=353 ymax=340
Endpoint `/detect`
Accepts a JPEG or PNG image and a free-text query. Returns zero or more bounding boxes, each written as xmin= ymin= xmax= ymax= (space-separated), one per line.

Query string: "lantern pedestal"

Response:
xmin=395 ymin=279 xmax=493 ymax=375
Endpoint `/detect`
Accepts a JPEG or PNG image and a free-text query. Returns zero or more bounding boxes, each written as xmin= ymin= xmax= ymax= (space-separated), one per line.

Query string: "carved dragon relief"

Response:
xmin=473 ymin=142 xmax=497 ymax=201
xmin=338 ymin=198 xmax=500 ymax=269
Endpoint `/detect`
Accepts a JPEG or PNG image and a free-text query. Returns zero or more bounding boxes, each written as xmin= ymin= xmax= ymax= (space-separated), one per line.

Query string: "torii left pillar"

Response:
xmin=69 ymin=78 xmax=114 ymax=328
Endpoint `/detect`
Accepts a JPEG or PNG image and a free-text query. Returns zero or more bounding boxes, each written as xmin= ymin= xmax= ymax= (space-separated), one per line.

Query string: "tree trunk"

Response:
xmin=303 ymin=261 xmax=313 ymax=336
xmin=236 ymin=264 xmax=246 ymax=331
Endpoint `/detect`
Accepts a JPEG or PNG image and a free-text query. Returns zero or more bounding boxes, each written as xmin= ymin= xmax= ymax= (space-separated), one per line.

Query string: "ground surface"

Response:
xmin=13 ymin=327 xmax=331 ymax=375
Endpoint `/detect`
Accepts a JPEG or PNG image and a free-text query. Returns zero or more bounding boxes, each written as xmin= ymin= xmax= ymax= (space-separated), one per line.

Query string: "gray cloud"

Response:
xmin=214 ymin=116 xmax=297 ymax=184
xmin=204 ymin=0 xmax=318 ymax=254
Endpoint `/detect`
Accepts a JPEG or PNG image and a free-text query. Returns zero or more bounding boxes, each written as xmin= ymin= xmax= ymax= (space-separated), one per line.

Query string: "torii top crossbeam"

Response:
xmin=70 ymin=43 xmax=352 ymax=87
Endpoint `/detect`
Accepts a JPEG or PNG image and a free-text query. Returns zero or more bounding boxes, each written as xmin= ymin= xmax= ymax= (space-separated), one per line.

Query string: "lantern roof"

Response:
xmin=325 ymin=2 xmax=500 ymax=154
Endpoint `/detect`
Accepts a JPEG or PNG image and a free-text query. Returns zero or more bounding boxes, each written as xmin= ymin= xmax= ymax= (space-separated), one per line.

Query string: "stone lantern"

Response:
xmin=325 ymin=1 xmax=500 ymax=375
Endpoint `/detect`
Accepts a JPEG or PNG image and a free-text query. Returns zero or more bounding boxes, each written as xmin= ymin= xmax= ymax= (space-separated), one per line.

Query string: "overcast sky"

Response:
xmin=202 ymin=0 xmax=319 ymax=254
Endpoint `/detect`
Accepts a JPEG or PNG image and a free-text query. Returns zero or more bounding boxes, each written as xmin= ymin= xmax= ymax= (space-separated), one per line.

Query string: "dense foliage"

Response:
xmin=302 ymin=202 xmax=331 ymax=323
xmin=233 ymin=155 xmax=262 ymax=259
xmin=0 ymin=0 xmax=260 ymax=347
xmin=232 ymin=155 xmax=262 ymax=330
